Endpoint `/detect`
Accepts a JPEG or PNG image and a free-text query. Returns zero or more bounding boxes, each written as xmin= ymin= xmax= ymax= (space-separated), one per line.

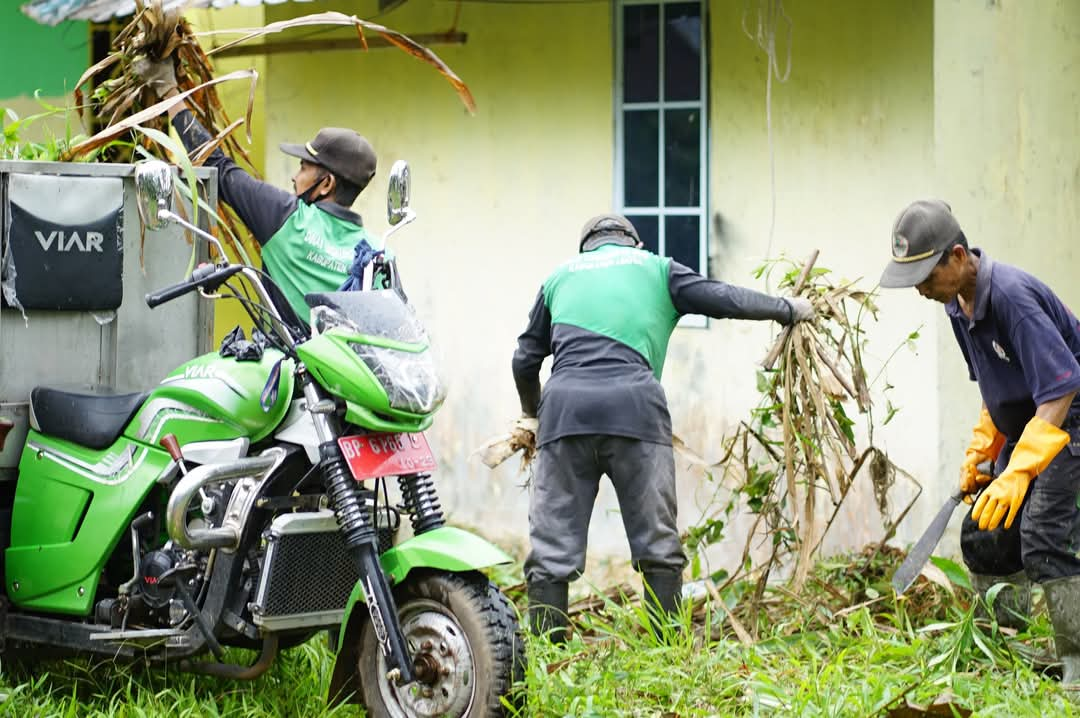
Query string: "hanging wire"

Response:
xmin=742 ymin=0 xmax=793 ymax=276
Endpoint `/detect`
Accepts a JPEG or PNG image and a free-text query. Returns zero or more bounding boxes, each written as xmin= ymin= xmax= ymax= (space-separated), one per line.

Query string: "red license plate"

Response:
xmin=338 ymin=432 xmax=436 ymax=481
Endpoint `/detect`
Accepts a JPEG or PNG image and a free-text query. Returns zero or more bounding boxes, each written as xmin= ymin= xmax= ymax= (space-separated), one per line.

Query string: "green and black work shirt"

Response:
xmin=172 ymin=110 xmax=375 ymax=320
xmin=512 ymin=243 xmax=794 ymax=447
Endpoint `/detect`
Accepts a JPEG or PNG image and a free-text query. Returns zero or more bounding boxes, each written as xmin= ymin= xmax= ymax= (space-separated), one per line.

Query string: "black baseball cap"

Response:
xmin=879 ymin=199 xmax=963 ymax=288
xmin=280 ymin=128 xmax=377 ymax=188
xmin=579 ymin=214 xmax=640 ymax=251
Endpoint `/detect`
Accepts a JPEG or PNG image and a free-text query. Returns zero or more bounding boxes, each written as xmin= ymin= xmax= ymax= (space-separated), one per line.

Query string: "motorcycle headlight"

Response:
xmin=350 ymin=342 xmax=446 ymax=414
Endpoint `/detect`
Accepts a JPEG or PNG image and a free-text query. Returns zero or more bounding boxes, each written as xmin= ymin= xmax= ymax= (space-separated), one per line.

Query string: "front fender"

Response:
xmin=327 ymin=527 xmax=515 ymax=705
xmin=382 ymin=526 xmax=514 ymax=583
xmin=341 ymin=526 xmax=512 ymax=620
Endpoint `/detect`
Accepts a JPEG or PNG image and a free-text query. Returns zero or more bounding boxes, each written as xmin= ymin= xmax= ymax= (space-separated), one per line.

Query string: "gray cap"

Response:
xmin=579 ymin=214 xmax=640 ymax=252
xmin=280 ymin=127 xmax=377 ymax=189
xmin=879 ymin=199 xmax=963 ymax=288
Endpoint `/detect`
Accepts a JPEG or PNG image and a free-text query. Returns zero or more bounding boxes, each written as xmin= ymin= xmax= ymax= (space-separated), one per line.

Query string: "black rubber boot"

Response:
xmin=971 ymin=570 xmax=1031 ymax=630
xmin=1043 ymin=575 xmax=1080 ymax=689
xmin=527 ymin=580 xmax=569 ymax=644
xmin=642 ymin=569 xmax=682 ymax=639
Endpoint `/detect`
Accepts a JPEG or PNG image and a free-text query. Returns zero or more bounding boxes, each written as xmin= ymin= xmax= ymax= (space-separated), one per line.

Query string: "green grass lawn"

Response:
xmin=0 ymin=639 xmax=359 ymax=717
xmin=3 ymin=552 xmax=1077 ymax=717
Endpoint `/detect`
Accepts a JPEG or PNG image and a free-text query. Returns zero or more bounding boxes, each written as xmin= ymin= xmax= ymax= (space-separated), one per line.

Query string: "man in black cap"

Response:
xmin=137 ymin=59 xmax=377 ymax=320
xmin=512 ymin=213 xmax=815 ymax=642
xmin=880 ymin=199 xmax=1080 ymax=687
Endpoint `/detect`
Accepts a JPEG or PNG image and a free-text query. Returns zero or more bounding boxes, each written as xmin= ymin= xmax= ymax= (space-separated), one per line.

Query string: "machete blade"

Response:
xmin=891 ymin=490 xmax=965 ymax=595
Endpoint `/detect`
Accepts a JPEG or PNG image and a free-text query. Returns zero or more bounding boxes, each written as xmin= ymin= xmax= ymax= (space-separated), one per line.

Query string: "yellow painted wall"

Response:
xmin=261 ymin=0 xmax=614 ymax=549
xmin=254 ymin=0 xmax=942 ymax=577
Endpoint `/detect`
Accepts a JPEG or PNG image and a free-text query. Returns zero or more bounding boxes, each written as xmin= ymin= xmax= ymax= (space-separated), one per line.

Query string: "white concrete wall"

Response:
xmin=701 ymin=0 xmax=939 ymax=568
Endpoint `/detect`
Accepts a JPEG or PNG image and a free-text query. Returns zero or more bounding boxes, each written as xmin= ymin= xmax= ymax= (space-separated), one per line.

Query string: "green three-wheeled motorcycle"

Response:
xmin=0 ymin=158 xmax=522 ymax=717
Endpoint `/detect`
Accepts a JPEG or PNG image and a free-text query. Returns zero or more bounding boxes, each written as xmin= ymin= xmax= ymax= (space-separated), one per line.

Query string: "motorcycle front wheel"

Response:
xmin=358 ymin=569 xmax=522 ymax=718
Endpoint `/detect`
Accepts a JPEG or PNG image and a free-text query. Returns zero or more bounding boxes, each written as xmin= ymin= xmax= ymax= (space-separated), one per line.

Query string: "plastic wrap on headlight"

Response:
xmin=308 ymin=294 xmax=445 ymax=414
xmin=351 ymin=342 xmax=446 ymax=414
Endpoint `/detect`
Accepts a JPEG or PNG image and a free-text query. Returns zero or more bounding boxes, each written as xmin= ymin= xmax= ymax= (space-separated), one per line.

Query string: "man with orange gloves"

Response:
xmin=880 ymin=199 xmax=1080 ymax=686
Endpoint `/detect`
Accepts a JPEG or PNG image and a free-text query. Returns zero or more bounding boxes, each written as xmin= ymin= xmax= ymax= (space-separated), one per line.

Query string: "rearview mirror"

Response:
xmin=133 ymin=159 xmax=227 ymax=260
xmin=134 ymin=160 xmax=174 ymax=231
xmin=387 ymin=160 xmax=411 ymax=227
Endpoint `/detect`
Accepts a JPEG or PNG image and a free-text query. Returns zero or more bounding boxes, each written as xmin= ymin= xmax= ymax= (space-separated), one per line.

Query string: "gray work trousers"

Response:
xmin=524 ymin=434 xmax=687 ymax=583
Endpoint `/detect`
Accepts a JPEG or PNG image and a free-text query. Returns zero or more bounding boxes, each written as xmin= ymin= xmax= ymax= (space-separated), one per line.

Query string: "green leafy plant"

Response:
xmin=1 ymin=96 xmax=116 ymax=162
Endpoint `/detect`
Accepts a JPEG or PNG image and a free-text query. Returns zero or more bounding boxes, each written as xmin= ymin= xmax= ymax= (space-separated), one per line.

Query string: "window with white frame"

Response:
xmin=615 ymin=0 xmax=708 ymax=287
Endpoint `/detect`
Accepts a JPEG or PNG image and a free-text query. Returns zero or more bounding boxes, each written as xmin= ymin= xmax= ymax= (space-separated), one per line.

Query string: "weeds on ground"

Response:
xmin=508 ymin=548 xmax=1075 ymax=717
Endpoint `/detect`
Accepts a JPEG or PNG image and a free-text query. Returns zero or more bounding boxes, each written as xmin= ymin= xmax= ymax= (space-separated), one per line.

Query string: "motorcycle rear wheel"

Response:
xmin=358 ymin=570 xmax=522 ymax=718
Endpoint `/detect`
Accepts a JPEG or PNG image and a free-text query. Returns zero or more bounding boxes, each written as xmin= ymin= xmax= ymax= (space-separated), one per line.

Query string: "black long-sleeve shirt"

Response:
xmin=171 ymin=110 xmax=366 ymax=245
xmin=512 ymin=256 xmax=793 ymax=446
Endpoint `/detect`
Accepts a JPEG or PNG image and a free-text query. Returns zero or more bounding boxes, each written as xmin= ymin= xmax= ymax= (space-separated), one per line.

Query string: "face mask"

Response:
xmin=297 ymin=172 xmax=329 ymax=205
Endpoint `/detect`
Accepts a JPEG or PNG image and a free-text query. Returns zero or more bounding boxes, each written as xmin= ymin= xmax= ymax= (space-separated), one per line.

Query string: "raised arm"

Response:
xmin=667 ymin=261 xmax=808 ymax=323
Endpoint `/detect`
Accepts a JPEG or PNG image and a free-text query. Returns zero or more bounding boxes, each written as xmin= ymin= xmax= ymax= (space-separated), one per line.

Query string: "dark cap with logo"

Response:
xmin=879 ymin=199 xmax=963 ymax=288
xmin=280 ymin=128 xmax=377 ymax=189
xmin=579 ymin=214 xmax=641 ymax=252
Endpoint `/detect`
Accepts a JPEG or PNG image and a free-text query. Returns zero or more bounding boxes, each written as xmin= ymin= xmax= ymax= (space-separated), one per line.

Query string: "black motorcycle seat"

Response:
xmin=30 ymin=387 xmax=149 ymax=450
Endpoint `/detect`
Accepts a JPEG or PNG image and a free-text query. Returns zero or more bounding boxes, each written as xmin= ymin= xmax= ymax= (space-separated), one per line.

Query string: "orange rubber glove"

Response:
xmin=972 ymin=416 xmax=1070 ymax=531
xmin=959 ymin=408 xmax=1006 ymax=502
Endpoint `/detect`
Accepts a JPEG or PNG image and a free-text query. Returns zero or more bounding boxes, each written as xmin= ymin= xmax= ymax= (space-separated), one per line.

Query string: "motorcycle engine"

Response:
xmin=131 ymin=544 xmax=207 ymax=627
xmin=139 ymin=549 xmax=177 ymax=609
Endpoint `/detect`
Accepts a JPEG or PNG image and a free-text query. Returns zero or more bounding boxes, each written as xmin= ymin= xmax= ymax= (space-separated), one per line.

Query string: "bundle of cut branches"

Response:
xmin=683 ymin=251 xmax=921 ymax=598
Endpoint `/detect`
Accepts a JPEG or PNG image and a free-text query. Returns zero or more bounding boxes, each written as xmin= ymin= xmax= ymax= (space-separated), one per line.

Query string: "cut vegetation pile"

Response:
xmin=70 ymin=0 xmax=258 ymax=169
xmin=68 ymin=0 xmax=475 ymax=166
xmin=680 ymin=252 xmax=924 ymax=600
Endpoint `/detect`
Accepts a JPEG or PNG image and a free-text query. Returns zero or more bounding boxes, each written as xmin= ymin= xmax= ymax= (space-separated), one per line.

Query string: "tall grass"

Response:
xmin=5 ymin=551 xmax=1076 ymax=717
xmin=510 ymin=558 xmax=1077 ymax=717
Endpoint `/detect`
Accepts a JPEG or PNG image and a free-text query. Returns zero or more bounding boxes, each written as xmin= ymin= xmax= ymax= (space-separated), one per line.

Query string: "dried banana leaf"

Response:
xmin=203 ymin=11 xmax=476 ymax=113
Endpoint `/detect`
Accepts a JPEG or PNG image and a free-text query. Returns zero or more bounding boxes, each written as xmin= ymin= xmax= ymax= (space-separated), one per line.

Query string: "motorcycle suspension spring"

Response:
xmin=321 ymin=443 xmax=376 ymax=548
xmin=397 ymin=472 xmax=445 ymax=535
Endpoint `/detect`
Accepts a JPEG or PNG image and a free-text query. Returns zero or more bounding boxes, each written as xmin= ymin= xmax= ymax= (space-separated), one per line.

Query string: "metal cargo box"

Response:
xmin=0 ymin=160 xmax=217 ymax=476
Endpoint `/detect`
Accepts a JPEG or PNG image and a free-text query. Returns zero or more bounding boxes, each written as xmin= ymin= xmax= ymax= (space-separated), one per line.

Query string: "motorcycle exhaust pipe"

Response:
xmin=166 ymin=451 xmax=282 ymax=551
xmin=181 ymin=634 xmax=279 ymax=680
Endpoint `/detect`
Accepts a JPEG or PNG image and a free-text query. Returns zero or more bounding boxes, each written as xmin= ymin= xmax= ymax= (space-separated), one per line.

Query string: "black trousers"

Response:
xmin=962 ymin=426 xmax=1080 ymax=584
xmin=524 ymin=435 xmax=687 ymax=583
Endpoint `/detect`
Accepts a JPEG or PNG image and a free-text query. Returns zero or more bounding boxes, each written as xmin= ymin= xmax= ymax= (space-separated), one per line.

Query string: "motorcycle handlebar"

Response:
xmin=145 ymin=264 xmax=245 ymax=309
xmin=146 ymin=280 xmax=199 ymax=309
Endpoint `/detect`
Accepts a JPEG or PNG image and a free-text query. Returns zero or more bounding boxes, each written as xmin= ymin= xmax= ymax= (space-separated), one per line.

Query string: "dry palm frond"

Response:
xmin=202 ymin=11 xmax=477 ymax=114
xmin=683 ymin=251 xmax=922 ymax=596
